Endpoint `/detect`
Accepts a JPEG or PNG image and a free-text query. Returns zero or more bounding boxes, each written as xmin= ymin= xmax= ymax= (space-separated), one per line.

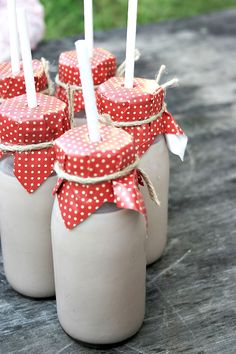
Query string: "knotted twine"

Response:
xmin=100 ymin=102 xmax=167 ymax=128
xmin=0 ymin=141 xmax=53 ymax=152
xmin=54 ymin=156 xmax=160 ymax=206
xmin=65 ymin=84 xmax=76 ymax=128
xmin=40 ymin=57 xmax=55 ymax=96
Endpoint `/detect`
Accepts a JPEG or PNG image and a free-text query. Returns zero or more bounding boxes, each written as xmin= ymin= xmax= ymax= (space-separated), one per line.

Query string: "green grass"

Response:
xmin=41 ymin=0 xmax=236 ymax=39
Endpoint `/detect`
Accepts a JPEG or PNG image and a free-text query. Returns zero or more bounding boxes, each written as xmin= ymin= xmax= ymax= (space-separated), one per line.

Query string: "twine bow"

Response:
xmin=155 ymin=64 xmax=179 ymax=89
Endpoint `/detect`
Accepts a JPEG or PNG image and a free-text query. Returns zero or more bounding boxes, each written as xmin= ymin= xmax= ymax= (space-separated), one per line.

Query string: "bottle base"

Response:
xmin=147 ymin=253 xmax=164 ymax=267
xmin=146 ymin=241 xmax=167 ymax=266
xmin=8 ymin=278 xmax=55 ymax=299
xmin=11 ymin=288 xmax=55 ymax=299
xmin=60 ymin=321 xmax=143 ymax=349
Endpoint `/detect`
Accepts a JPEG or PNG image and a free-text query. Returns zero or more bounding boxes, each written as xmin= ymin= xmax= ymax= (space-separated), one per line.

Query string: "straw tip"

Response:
xmin=74 ymin=39 xmax=87 ymax=50
xmin=173 ymin=77 xmax=179 ymax=86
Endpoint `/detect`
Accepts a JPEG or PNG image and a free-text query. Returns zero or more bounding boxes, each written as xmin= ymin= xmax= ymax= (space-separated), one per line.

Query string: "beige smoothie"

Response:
xmin=51 ymin=198 xmax=146 ymax=345
xmin=0 ymin=157 xmax=56 ymax=298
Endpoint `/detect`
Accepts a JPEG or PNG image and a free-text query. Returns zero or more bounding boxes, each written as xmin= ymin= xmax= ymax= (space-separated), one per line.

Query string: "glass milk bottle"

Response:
xmin=0 ymin=93 xmax=70 ymax=298
xmin=97 ymin=76 xmax=187 ymax=265
xmin=51 ymin=125 xmax=148 ymax=345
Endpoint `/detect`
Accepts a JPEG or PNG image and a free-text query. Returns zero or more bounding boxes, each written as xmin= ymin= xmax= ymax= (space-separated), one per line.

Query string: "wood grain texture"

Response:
xmin=1 ymin=9 xmax=236 ymax=354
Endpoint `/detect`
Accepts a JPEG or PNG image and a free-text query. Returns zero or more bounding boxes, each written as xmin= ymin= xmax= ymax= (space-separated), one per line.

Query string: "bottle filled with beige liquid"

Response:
xmin=51 ymin=124 xmax=148 ymax=345
xmin=97 ymin=75 xmax=187 ymax=265
xmin=0 ymin=93 xmax=70 ymax=297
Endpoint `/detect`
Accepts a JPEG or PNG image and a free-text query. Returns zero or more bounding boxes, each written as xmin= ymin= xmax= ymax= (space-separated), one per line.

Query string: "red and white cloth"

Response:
xmin=0 ymin=93 xmax=70 ymax=193
xmin=55 ymin=48 xmax=116 ymax=112
xmin=53 ymin=125 xmax=146 ymax=229
xmin=96 ymin=77 xmax=188 ymax=160
xmin=0 ymin=59 xmax=48 ymax=100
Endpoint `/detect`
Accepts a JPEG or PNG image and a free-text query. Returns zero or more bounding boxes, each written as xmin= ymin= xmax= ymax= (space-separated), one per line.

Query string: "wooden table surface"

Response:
xmin=1 ymin=9 xmax=236 ymax=354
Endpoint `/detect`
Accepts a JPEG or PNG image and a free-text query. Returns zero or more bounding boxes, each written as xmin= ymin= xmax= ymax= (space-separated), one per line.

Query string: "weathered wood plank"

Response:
xmin=1 ymin=9 xmax=236 ymax=354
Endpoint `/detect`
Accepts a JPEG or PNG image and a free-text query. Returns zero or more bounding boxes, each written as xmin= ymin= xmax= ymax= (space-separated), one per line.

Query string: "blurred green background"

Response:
xmin=41 ymin=0 xmax=236 ymax=39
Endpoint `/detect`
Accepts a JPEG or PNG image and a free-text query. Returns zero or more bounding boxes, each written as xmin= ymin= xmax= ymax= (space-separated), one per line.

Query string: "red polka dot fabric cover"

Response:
xmin=0 ymin=93 xmax=70 ymax=193
xmin=55 ymin=48 xmax=116 ymax=113
xmin=96 ymin=77 xmax=185 ymax=157
xmin=0 ymin=59 xmax=48 ymax=100
xmin=53 ymin=124 xmax=146 ymax=229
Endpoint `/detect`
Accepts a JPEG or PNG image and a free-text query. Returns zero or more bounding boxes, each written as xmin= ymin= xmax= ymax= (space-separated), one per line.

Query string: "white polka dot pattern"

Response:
xmin=53 ymin=124 xmax=146 ymax=229
xmin=0 ymin=93 xmax=70 ymax=193
xmin=0 ymin=59 xmax=48 ymax=100
xmin=96 ymin=76 xmax=185 ymax=156
xmin=55 ymin=48 xmax=116 ymax=112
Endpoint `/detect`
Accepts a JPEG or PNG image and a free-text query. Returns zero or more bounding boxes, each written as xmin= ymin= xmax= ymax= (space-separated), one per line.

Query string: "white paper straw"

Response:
xmin=84 ymin=0 xmax=93 ymax=58
xmin=124 ymin=0 xmax=138 ymax=88
xmin=17 ymin=8 xmax=37 ymax=108
xmin=7 ymin=0 xmax=20 ymax=75
xmin=75 ymin=40 xmax=100 ymax=142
